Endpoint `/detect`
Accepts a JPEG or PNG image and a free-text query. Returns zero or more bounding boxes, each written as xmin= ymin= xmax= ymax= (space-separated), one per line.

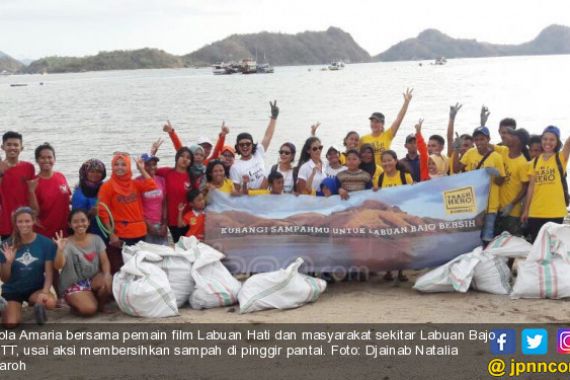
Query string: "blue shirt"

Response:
xmin=71 ymin=187 xmax=107 ymax=241
xmin=0 ymin=234 xmax=56 ymax=294
xmin=400 ymin=155 xmax=421 ymax=183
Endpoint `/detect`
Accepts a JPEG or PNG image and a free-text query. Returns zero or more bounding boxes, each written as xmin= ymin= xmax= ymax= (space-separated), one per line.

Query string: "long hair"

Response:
xmin=295 ymin=137 xmax=321 ymax=171
xmin=10 ymin=207 xmax=36 ymax=250
xmin=279 ymin=142 xmax=297 ymax=163
xmin=205 ymin=159 xmax=227 ymax=182
xmin=359 ymin=144 xmax=376 ymax=177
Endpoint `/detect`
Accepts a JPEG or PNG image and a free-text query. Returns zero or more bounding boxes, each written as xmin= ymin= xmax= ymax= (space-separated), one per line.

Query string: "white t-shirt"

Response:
xmin=297 ymin=159 xmax=326 ymax=191
xmin=267 ymin=165 xmax=295 ymax=193
xmin=230 ymin=145 xmax=267 ymax=189
xmin=325 ymin=164 xmax=347 ymax=177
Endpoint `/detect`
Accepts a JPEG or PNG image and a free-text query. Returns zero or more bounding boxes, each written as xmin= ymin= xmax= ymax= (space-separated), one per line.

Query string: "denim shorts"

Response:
xmin=481 ymin=213 xmax=498 ymax=242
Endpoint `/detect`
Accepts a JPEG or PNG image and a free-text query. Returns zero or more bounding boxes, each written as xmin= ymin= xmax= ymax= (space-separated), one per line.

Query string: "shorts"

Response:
xmin=481 ymin=212 xmax=498 ymax=242
xmin=2 ymin=289 xmax=38 ymax=303
xmin=64 ymin=279 xmax=92 ymax=297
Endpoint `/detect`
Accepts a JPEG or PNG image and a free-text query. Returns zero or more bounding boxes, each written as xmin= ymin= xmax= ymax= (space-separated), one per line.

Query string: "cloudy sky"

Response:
xmin=1 ymin=0 xmax=570 ymax=60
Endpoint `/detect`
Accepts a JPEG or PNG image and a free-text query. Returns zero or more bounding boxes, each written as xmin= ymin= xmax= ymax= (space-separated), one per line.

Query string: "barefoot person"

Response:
xmin=360 ymin=88 xmax=413 ymax=164
xmin=54 ymin=209 xmax=113 ymax=316
xmin=0 ymin=207 xmax=57 ymax=327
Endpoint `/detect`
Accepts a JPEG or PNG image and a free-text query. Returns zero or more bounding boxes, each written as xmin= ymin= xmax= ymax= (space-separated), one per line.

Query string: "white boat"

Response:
xmin=0 ymin=70 xmax=11 ymax=76
xmin=256 ymin=63 xmax=274 ymax=74
xmin=211 ymin=62 xmax=237 ymax=75
xmin=328 ymin=61 xmax=345 ymax=70
xmin=433 ymin=57 xmax=447 ymax=65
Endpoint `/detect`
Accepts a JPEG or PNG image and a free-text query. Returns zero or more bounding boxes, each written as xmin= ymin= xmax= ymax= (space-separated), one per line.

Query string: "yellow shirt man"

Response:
xmin=460 ymin=148 xmax=505 ymax=213
xmin=499 ymin=154 xmax=529 ymax=217
xmin=528 ymin=152 xmax=568 ymax=218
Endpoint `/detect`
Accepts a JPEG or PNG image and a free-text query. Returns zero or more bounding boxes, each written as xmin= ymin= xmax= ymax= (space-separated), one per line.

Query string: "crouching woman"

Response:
xmin=0 ymin=207 xmax=57 ymax=328
xmin=54 ymin=209 xmax=113 ymax=316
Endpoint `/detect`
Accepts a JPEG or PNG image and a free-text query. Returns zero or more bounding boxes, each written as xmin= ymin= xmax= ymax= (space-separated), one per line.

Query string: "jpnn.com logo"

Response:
xmin=522 ymin=329 xmax=548 ymax=355
xmin=490 ymin=329 xmax=516 ymax=355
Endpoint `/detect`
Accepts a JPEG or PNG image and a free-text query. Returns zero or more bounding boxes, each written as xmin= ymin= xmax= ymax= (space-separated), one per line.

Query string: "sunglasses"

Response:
xmin=238 ymin=142 xmax=252 ymax=148
xmin=279 ymin=150 xmax=292 ymax=155
xmin=311 ymin=146 xmax=324 ymax=152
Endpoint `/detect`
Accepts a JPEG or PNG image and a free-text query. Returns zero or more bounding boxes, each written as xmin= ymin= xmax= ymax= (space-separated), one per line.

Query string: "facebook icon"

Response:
xmin=490 ymin=329 xmax=516 ymax=355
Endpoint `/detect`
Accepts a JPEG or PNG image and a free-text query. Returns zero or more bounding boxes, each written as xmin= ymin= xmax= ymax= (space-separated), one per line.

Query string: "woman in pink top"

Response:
xmin=137 ymin=154 xmax=167 ymax=245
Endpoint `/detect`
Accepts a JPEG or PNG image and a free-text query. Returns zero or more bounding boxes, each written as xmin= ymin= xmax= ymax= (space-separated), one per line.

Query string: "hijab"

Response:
xmin=429 ymin=154 xmax=448 ymax=177
xmin=109 ymin=154 xmax=134 ymax=196
xmin=79 ymin=159 xmax=106 ymax=198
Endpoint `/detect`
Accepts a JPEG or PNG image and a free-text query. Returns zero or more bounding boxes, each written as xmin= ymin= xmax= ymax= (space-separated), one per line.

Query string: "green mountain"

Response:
xmin=184 ymin=27 xmax=371 ymax=66
xmin=374 ymin=24 xmax=570 ymax=61
xmin=25 ymin=48 xmax=185 ymax=74
xmin=0 ymin=51 xmax=24 ymax=73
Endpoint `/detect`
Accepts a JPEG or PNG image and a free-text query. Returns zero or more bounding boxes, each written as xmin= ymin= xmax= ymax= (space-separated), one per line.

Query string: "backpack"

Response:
xmin=533 ymin=154 xmax=570 ymax=207
xmin=378 ymin=170 xmax=408 ymax=188
xmin=476 ymin=150 xmax=494 ymax=170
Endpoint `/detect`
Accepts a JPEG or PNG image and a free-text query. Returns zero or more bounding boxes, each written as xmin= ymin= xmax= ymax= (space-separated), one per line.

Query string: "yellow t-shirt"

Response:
xmin=460 ymin=148 xmax=505 ymax=213
xmin=372 ymin=165 xmax=384 ymax=186
xmin=360 ymin=129 xmax=395 ymax=164
xmin=499 ymin=154 xmax=529 ymax=217
xmin=248 ymin=189 xmax=271 ymax=196
xmin=379 ymin=170 xmax=413 ymax=188
xmin=339 ymin=152 xmax=346 ymax=165
xmin=215 ymin=178 xmax=235 ymax=193
xmin=528 ymin=152 xmax=568 ymax=218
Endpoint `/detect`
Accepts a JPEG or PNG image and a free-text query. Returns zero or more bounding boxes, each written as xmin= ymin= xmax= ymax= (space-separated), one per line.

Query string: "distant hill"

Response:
xmin=0 ymin=51 xmax=24 ymax=73
xmin=184 ymin=26 xmax=371 ymax=66
xmin=25 ymin=48 xmax=185 ymax=74
xmin=374 ymin=24 xmax=570 ymax=61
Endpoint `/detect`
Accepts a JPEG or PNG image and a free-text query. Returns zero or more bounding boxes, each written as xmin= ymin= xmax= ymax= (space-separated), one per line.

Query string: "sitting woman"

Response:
xmin=54 ymin=209 xmax=113 ymax=316
xmin=0 ymin=207 xmax=57 ymax=327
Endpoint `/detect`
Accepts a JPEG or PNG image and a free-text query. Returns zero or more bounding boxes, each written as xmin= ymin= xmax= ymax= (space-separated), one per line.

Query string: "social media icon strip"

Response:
xmin=557 ymin=329 xmax=570 ymax=354
xmin=490 ymin=329 xmax=516 ymax=355
xmin=522 ymin=329 xmax=548 ymax=355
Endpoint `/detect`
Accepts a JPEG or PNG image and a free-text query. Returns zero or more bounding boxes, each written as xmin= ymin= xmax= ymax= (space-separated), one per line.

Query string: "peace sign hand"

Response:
xmin=150 ymin=138 xmax=163 ymax=156
xmin=449 ymin=103 xmax=462 ymax=120
xmin=403 ymin=88 xmax=414 ymax=103
xmin=53 ymin=230 xmax=68 ymax=251
xmin=269 ymin=100 xmax=279 ymax=120
xmin=310 ymin=122 xmax=321 ymax=136
xmin=415 ymin=118 xmax=424 ymax=134
xmin=162 ymin=120 xmax=174 ymax=133
xmin=480 ymin=106 xmax=490 ymax=127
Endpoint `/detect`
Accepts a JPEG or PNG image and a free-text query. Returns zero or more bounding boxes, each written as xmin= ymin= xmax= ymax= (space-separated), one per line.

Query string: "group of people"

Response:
xmin=1 ymin=89 xmax=569 ymax=327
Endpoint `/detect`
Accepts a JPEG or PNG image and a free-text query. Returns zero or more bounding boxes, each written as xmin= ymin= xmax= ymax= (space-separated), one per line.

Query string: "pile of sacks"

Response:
xmin=112 ymin=237 xmax=327 ymax=318
xmin=414 ymin=223 xmax=570 ymax=299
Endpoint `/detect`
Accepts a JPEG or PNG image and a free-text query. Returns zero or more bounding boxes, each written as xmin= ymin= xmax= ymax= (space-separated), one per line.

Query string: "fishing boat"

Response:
xmin=211 ymin=62 xmax=237 ymax=75
xmin=433 ymin=57 xmax=447 ymax=65
xmin=256 ymin=63 xmax=274 ymax=74
xmin=239 ymin=59 xmax=257 ymax=74
xmin=328 ymin=61 xmax=345 ymax=71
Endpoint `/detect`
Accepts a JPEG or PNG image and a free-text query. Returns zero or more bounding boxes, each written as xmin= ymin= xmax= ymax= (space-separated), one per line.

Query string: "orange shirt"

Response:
xmin=97 ymin=178 xmax=157 ymax=238
xmin=183 ymin=210 xmax=205 ymax=241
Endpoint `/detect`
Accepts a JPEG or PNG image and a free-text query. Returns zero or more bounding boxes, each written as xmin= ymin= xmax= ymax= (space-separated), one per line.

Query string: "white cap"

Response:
xmin=197 ymin=136 xmax=213 ymax=146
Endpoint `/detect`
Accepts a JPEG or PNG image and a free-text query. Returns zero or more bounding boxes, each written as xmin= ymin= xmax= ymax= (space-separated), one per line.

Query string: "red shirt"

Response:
xmin=156 ymin=167 xmax=192 ymax=226
xmin=183 ymin=210 xmax=205 ymax=241
xmin=34 ymin=172 xmax=71 ymax=239
xmin=0 ymin=161 xmax=35 ymax=235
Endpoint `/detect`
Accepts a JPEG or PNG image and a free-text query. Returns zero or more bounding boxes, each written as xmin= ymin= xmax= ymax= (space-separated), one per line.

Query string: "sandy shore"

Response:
xmin=7 ymin=271 xmax=569 ymax=324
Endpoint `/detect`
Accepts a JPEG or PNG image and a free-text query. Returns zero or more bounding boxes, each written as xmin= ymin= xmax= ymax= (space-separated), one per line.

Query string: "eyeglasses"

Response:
xmin=279 ymin=150 xmax=292 ymax=155
xmin=311 ymin=146 xmax=324 ymax=152
xmin=238 ymin=142 xmax=252 ymax=148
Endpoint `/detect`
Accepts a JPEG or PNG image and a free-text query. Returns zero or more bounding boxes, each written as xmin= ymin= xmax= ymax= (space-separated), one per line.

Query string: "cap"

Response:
xmin=140 ymin=153 xmax=159 ymax=163
xmin=543 ymin=125 xmax=560 ymax=139
xmin=405 ymin=134 xmax=416 ymax=143
xmin=197 ymin=136 xmax=213 ymax=147
xmin=472 ymin=126 xmax=490 ymax=138
xmin=369 ymin=112 xmax=385 ymax=122
xmin=221 ymin=145 xmax=236 ymax=155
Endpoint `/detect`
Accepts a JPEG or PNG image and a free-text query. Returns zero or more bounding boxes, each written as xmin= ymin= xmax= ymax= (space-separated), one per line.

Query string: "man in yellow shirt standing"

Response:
xmin=453 ymin=126 xmax=506 ymax=246
xmin=360 ymin=88 xmax=413 ymax=164
xmin=496 ymin=128 xmax=530 ymax=236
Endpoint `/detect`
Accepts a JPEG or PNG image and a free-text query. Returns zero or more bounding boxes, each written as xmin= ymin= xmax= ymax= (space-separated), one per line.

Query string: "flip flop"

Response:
xmin=34 ymin=304 xmax=47 ymax=325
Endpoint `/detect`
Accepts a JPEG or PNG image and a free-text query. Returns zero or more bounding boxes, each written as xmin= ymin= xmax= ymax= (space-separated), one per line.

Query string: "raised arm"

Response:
xmin=389 ymin=88 xmax=413 ymax=137
xmin=310 ymin=122 xmax=320 ymax=137
xmin=210 ymin=121 xmax=229 ymax=160
xmin=480 ymin=106 xmax=490 ymax=127
xmin=0 ymin=242 xmax=15 ymax=283
xmin=52 ymin=231 xmax=67 ymax=271
xmin=261 ymin=100 xmax=279 ymax=151
xmin=415 ymin=119 xmax=430 ymax=181
xmin=562 ymin=135 xmax=570 ymax=164
xmin=447 ymin=103 xmax=462 ymax=157
xmin=163 ymin=120 xmax=183 ymax=152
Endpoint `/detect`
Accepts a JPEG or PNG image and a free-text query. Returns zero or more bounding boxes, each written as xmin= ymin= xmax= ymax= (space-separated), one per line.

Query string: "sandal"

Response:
xmin=34 ymin=304 xmax=47 ymax=325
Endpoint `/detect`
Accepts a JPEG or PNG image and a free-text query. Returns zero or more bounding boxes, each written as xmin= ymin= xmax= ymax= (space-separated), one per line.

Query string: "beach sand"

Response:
xmin=9 ymin=271 xmax=569 ymax=324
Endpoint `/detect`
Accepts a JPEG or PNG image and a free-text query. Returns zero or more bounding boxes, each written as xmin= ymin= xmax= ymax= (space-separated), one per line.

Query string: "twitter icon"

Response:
xmin=522 ymin=329 xmax=548 ymax=355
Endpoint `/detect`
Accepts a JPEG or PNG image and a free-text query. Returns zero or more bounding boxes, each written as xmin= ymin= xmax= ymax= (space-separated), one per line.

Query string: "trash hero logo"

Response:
xmin=443 ymin=186 xmax=477 ymax=215
xmin=490 ymin=329 xmax=516 ymax=355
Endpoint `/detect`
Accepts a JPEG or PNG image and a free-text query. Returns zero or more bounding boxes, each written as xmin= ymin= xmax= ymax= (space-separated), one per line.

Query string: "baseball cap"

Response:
xmin=405 ymin=134 xmax=416 ymax=143
xmin=472 ymin=126 xmax=490 ymax=138
xmin=197 ymin=136 xmax=213 ymax=147
xmin=140 ymin=153 xmax=159 ymax=163
xmin=369 ymin=112 xmax=385 ymax=122
xmin=221 ymin=145 xmax=236 ymax=155
xmin=542 ymin=125 xmax=560 ymax=139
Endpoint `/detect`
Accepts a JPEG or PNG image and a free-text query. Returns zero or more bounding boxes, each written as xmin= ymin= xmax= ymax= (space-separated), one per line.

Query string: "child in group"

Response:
xmin=178 ymin=189 xmax=206 ymax=241
xmin=528 ymin=135 xmax=543 ymax=160
xmin=399 ymin=134 xmax=421 ymax=182
xmin=324 ymin=146 xmax=347 ymax=177
xmin=0 ymin=131 xmax=35 ymax=241
xmin=359 ymin=144 xmax=383 ymax=185
xmin=0 ymin=207 xmax=57 ymax=327
xmin=54 ymin=209 xmax=113 ymax=316
xmin=453 ymin=126 xmax=505 ymax=245
xmin=138 ymin=154 xmax=168 ymax=245
xmin=249 ymin=171 xmax=285 ymax=196
xmin=522 ymin=126 xmax=570 ymax=242
xmin=336 ymin=150 xmax=372 ymax=200
xmin=339 ymin=131 xmax=360 ymax=165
